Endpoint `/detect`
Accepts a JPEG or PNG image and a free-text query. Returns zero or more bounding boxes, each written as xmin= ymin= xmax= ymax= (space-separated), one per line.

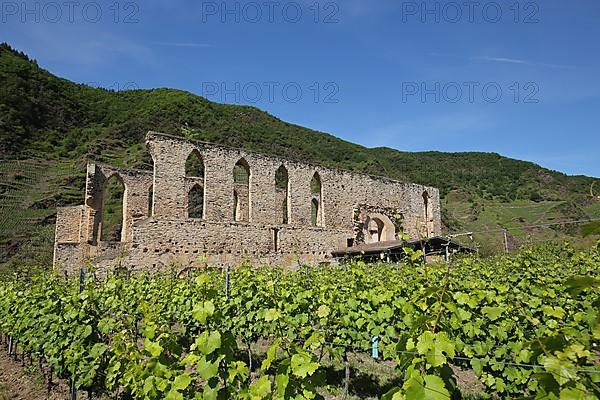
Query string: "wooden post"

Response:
xmin=47 ymin=365 xmax=54 ymax=396
xmin=70 ymin=378 xmax=77 ymax=400
xmin=247 ymin=343 xmax=253 ymax=384
xmin=503 ymin=230 xmax=509 ymax=253
xmin=78 ymin=269 xmax=85 ymax=293
xmin=343 ymin=351 xmax=350 ymax=399
xmin=444 ymin=243 xmax=450 ymax=264
xmin=225 ymin=264 xmax=231 ymax=300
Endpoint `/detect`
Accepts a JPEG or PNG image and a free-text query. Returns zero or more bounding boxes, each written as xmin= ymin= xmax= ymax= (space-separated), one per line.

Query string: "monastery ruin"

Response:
xmin=53 ymin=132 xmax=442 ymax=274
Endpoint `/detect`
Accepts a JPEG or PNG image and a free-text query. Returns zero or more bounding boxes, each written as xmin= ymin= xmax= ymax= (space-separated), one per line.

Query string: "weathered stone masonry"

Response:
xmin=54 ymin=132 xmax=442 ymax=274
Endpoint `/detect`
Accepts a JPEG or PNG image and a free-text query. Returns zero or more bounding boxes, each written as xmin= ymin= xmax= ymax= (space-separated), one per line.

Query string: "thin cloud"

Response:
xmin=472 ymin=56 xmax=578 ymax=70
xmin=150 ymin=41 xmax=212 ymax=48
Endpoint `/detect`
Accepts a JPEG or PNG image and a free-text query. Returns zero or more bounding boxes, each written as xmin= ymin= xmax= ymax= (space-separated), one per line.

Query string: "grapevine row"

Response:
xmin=0 ymin=242 xmax=599 ymax=399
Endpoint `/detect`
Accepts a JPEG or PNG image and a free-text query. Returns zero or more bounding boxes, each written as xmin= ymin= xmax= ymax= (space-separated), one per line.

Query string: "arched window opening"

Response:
xmin=422 ymin=190 xmax=430 ymax=221
xmin=233 ymin=190 xmax=239 ymax=221
xmin=363 ymin=214 xmax=396 ymax=244
xmin=310 ymin=173 xmax=322 ymax=196
xmin=271 ymin=227 xmax=280 ymax=252
xmin=101 ymin=174 xmax=125 ymax=242
xmin=281 ymin=199 xmax=288 ymax=224
xmin=186 ymin=150 xmax=205 ymax=220
xmin=422 ymin=190 xmax=433 ymax=238
xmin=275 ymin=165 xmax=289 ymax=224
xmin=188 ymin=184 xmax=204 ymax=219
xmin=233 ymin=159 xmax=250 ymax=222
xmin=185 ymin=149 xmax=205 ymax=177
xmin=310 ymin=172 xmax=323 ymax=226
xmin=233 ymin=160 xmax=250 ymax=185
xmin=148 ymin=185 xmax=153 ymax=217
xmin=367 ymin=218 xmax=385 ymax=243
xmin=311 ymin=199 xmax=319 ymax=227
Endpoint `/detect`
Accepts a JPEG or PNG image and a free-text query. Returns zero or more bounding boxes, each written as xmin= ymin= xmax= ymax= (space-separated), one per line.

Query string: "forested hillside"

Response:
xmin=0 ymin=42 xmax=598 ymax=269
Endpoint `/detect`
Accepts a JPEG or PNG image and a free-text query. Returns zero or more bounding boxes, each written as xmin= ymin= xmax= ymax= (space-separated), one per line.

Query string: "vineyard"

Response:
xmin=0 ymin=243 xmax=599 ymax=399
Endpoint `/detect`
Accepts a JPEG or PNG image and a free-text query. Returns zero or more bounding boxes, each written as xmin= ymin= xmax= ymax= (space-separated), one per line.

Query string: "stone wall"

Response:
xmin=54 ymin=205 xmax=85 ymax=243
xmin=53 ymin=131 xmax=442 ymax=274
xmin=82 ymin=163 xmax=153 ymax=244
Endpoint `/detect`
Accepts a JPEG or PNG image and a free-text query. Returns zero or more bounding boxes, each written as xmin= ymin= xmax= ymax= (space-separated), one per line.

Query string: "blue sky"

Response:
xmin=3 ymin=0 xmax=599 ymax=177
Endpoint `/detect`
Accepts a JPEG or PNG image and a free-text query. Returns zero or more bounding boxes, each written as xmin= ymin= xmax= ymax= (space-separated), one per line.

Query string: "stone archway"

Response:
xmin=363 ymin=213 xmax=396 ymax=244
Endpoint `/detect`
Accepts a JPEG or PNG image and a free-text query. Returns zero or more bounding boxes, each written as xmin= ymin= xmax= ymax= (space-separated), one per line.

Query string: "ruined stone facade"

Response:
xmin=53 ymin=132 xmax=442 ymax=274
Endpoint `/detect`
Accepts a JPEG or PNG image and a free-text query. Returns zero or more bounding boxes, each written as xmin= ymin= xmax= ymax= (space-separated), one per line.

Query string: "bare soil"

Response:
xmin=0 ymin=350 xmax=70 ymax=400
xmin=0 ymin=342 xmax=486 ymax=399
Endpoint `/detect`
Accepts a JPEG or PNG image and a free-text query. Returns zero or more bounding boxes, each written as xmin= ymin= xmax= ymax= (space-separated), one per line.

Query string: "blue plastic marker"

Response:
xmin=372 ymin=336 xmax=379 ymax=359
